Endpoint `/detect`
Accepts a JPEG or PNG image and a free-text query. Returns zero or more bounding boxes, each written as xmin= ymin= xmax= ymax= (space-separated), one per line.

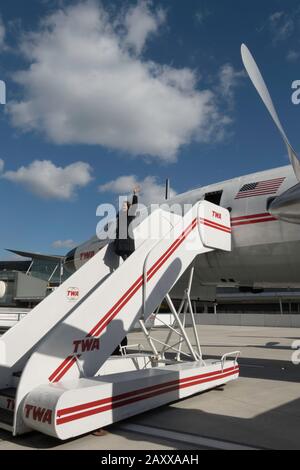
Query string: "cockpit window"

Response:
xmin=204 ymin=190 xmax=223 ymax=206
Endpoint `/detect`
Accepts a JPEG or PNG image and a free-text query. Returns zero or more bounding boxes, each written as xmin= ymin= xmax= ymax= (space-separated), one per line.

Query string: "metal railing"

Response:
xmin=220 ymin=351 xmax=241 ymax=372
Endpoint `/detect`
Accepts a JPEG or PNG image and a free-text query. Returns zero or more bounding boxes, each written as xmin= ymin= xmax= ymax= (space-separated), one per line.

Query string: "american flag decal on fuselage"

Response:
xmin=235 ymin=177 xmax=285 ymax=199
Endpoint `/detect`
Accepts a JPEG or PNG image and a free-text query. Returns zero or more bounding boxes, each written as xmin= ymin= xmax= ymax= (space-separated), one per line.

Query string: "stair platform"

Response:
xmin=22 ymin=359 xmax=239 ymax=440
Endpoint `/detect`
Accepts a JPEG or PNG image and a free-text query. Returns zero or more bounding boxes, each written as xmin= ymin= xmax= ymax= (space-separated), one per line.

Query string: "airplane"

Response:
xmin=7 ymin=45 xmax=300 ymax=298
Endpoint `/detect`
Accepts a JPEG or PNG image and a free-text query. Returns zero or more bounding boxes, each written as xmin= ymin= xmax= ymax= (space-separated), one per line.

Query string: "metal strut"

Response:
xmin=140 ymin=263 xmax=205 ymax=365
xmin=165 ymin=294 xmax=198 ymax=361
xmin=185 ymin=266 xmax=203 ymax=359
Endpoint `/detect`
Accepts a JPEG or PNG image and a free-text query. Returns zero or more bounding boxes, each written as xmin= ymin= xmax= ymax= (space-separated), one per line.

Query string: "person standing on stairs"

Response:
xmin=111 ymin=187 xmax=140 ymax=359
xmin=114 ymin=186 xmax=140 ymax=261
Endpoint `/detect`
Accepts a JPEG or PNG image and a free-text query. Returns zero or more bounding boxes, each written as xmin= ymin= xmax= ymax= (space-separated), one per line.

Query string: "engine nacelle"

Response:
xmin=269 ymin=183 xmax=300 ymax=224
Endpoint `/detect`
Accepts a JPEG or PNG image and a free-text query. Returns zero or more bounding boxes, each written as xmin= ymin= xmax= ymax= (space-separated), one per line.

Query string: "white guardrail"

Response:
xmin=220 ymin=351 xmax=241 ymax=372
xmin=0 ymin=308 xmax=30 ymax=330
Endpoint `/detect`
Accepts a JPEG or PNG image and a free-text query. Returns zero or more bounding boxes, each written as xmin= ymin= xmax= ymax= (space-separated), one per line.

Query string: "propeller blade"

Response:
xmin=241 ymin=43 xmax=300 ymax=181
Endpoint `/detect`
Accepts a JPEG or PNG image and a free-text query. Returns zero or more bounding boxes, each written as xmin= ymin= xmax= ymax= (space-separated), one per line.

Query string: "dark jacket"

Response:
xmin=114 ymin=195 xmax=138 ymax=256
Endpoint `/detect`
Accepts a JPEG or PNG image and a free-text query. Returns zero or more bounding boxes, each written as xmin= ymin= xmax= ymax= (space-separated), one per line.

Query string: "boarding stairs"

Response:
xmin=0 ymin=201 xmax=239 ymax=439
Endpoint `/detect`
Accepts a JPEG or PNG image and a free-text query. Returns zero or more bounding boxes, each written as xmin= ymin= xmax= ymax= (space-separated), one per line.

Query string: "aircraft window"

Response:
xmin=204 ymin=190 xmax=223 ymax=206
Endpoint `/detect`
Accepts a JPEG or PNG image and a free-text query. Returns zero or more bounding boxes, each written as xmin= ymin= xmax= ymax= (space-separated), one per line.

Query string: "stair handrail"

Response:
xmin=220 ymin=351 xmax=241 ymax=372
xmin=142 ymin=205 xmax=197 ymax=319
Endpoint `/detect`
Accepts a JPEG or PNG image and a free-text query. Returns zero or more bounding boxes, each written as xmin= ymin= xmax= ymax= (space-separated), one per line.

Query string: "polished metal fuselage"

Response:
xmin=66 ymin=164 xmax=300 ymax=290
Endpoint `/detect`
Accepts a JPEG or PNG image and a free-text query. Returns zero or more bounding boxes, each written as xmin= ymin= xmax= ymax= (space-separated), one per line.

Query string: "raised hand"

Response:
xmin=133 ymin=185 xmax=141 ymax=194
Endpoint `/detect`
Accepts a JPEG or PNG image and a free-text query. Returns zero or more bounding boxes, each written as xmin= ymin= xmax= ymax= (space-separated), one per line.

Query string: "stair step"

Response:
xmin=0 ymin=388 xmax=16 ymax=399
xmin=0 ymin=408 xmax=14 ymax=431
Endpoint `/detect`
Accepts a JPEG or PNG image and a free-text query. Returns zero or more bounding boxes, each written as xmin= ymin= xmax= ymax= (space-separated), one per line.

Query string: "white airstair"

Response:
xmin=0 ymin=201 xmax=239 ymax=439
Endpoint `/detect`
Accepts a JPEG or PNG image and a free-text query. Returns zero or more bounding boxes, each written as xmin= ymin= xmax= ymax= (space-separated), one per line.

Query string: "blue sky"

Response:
xmin=0 ymin=0 xmax=300 ymax=258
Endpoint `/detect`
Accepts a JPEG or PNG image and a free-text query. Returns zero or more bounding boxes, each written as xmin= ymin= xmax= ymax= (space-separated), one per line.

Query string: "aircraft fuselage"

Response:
xmin=65 ymin=164 xmax=300 ymax=290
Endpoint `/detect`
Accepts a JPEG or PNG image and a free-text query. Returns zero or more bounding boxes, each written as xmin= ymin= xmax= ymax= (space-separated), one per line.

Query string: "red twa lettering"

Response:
xmin=25 ymin=404 xmax=34 ymax=418
xmin=82 ymin=338 xmax=98 ymax=352
xmin=68 ymin=290 xmax=79 ymax=298
xmin=43 ymin=410 xmax=52 ymax=424
xmin=73 ymin=338 xmax=100 ymax=353
xmin=33 ymin=406 xmax=46 ymax=422
xmin=212 ymin=211 xmax=222 ymax=220
xmin=24 ymin=405 xmax=52 ymax=424
xmin=6 ymin=398 xmax=15 ymax=411
xmin=80 ymin=251 xmax=95 ymax=261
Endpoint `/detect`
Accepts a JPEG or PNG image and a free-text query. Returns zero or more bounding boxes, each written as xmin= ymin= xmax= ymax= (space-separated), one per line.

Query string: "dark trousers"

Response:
xmin=121 ymin=252 xmax=132 ymax=261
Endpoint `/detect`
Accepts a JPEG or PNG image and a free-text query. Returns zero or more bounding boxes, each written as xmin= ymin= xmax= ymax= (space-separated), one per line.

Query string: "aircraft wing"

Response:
xmin=6 ymin=249 xmax=64 ymax=262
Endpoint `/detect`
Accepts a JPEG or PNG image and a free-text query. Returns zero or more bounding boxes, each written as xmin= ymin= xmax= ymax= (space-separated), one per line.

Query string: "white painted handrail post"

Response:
xmin=139 ymin=319 xmax=159 ymax=357
xmin=221 ymin=351 xmax=241 ymax=372
xmin=162 ymin=298 xmax=185 ymax=356
xmin=177 ymin=299 xmax=189 ymax=361
xmin=186 ymin=266 xmax=203 ymax=360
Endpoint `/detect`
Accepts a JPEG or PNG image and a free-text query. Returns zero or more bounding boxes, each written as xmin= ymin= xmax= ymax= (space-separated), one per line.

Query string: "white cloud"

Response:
xmin=2 ymin=160 xmax=93 ymax=200
xmin=219 ymin=64 xmax=245 ymax=105
xmin=0 ymin=159 xmax=4 ymax=173
xmin=124 ymin=0 xmax=165 ymax=54
xmin=52 ymin=239 xmax=77 ymax=249
xmin=8 ymin=1 xmax=231 ymax=162
xmin=99 ymin=175 xmax=177 ymax=206
xmin=287 ymin=50 xmax=300 ymax=62
xmin=268 ymin=11 xmax=294 ymax=42
xmin=195 ymin=9 xmax=211 ymax=25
